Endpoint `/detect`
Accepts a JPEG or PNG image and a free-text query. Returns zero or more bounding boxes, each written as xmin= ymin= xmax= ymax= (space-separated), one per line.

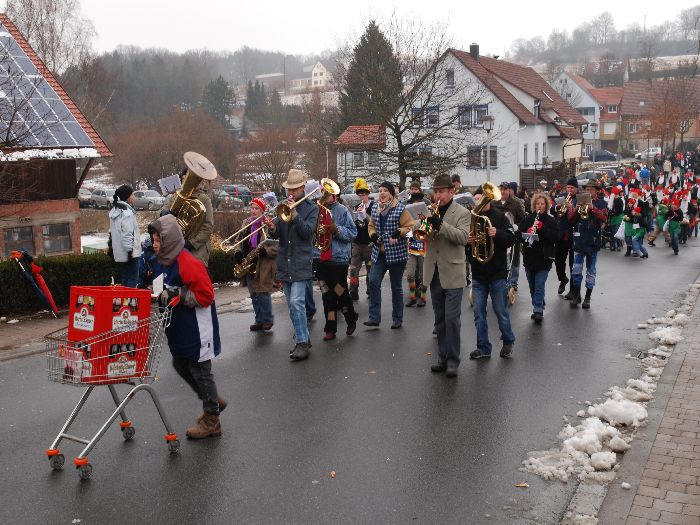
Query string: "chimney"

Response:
xmin=469 ymin=43 xmax=479 ymax=61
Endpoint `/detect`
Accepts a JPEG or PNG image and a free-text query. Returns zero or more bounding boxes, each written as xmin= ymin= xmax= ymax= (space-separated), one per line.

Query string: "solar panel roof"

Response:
xmin=0 ymin=21 xmax=94 ymax=149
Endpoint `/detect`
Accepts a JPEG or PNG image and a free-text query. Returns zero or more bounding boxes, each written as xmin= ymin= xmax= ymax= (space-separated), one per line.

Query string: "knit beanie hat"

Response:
xmin=566 ymin=177 xmax=578 ymax=188
xmin=114 ymin=184 xmax=134 ymax=203
xmin=379 ymin=181 xmax=396 ymax=197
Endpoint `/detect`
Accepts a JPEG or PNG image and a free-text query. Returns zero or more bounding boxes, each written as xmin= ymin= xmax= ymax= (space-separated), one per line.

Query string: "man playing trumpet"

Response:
xmin=264 ymin=169 xmax=319 ymax=360
xmin=423 ymin=174 xmax=470 ymax=377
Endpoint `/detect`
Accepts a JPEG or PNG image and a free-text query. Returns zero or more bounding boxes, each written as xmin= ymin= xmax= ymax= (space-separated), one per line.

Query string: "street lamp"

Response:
xmin=483 ymin=115 xmax=495 ymax=182
xmin=590 ymin=122 xmax=598 ymax=164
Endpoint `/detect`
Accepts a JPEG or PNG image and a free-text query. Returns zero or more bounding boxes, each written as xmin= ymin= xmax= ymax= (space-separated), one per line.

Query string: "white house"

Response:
xmin=335 ymin=45 xmax=586 ymax=189
xmin=552 ymin=72 xmax=601 ymax=156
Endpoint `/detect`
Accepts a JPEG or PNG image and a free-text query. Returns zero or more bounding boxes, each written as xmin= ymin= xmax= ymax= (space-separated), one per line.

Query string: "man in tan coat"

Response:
xmin=423 ymin=174 xmax=470 ymax=377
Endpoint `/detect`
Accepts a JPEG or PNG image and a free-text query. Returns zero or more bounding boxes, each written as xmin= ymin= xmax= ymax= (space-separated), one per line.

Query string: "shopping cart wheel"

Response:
xmin=77 ymin=463 xmax=93 ymax=480
xmin=49 ymin=453 xmax=65 ymax=470
xmin=121 ymin=426 xmax=136 ymax=441
xmin=167 ymin=439 xmax=181 ymax=454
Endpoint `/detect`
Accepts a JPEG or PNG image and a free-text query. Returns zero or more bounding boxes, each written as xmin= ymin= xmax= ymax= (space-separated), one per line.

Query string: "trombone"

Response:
xmin=220 ymin=214 xmax=271 ymax=252
xmin=277 ymin=177 xmax=340 ymax=223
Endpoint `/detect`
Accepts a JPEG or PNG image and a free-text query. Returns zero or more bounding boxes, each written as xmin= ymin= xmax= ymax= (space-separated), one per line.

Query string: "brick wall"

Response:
xmin=0 ymin=199 xmax=81 ymax=257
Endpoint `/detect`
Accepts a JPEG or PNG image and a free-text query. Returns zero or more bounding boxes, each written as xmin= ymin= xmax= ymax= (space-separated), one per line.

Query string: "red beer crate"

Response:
xmin=63 ymin=286 xmax=153 ymax=384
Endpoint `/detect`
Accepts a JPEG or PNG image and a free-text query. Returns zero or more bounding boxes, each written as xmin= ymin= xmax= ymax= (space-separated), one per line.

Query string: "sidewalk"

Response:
xmin=601 ymin=296 xmax=700 ymax=524
xmin=0 ymin=282 xmax=250 ymax=361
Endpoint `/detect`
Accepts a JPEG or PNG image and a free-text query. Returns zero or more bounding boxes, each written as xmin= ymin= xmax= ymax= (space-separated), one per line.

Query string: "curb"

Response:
xmin=562 ymin=280 xmax=700 ymax=523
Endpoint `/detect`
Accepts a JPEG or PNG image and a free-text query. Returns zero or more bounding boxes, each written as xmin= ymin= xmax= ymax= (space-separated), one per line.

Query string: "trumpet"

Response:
xmin=277 ymin=177 xmax=340 ymax=223
xmin=556 ymin=193 xmax=572 ymax=217
xmin=414 ymin=201 xmax=441 ymax=241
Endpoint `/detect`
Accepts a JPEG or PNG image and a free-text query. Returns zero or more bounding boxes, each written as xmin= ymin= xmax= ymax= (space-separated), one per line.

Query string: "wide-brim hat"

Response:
xmin=584 ymin=180 xmax=600 ymax=189
xmin=282 ymin=169 xmax=308 ymax=189
xmin=432 ymin=174 xmax=452 ymax=190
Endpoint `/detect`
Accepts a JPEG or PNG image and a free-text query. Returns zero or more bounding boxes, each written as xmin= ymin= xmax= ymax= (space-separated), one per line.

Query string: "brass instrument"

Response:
xmin=469 ymin=182 xmax=502 ymax=264
xmin=220 ymin=215 xmax=271 ymax=252
xmin=312 ymin=178 xmax=341 ymax=251
xmin=169 ymin=152 xmax=218 ymax=239
xmin=414 ymin=201 xmax=441 ymax=241
xmin=232 ymin=234 xmax=270 ymax=280
xmin=277 ymin=177 xmax=340 ymax=223
xmin=556 ymin=193 xmax=573 ymax=218
xmin=576 ymin=193 xmax=592 ymax=219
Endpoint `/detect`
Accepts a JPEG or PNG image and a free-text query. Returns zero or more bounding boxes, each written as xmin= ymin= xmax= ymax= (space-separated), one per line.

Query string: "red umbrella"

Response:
xmin=10 ymin=250 xmax=58 ymax=318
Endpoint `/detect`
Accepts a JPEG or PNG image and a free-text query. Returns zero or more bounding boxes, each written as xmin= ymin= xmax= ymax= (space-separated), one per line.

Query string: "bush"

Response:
xmin=0 ymin=249 xmax=238 ymax=316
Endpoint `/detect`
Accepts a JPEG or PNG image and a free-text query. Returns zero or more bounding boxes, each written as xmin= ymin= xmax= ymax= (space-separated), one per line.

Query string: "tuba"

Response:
xmin=169 ymin=152 xmax=218 ymax=239
xmin=469 ymin=182 xmax=502 ymax=264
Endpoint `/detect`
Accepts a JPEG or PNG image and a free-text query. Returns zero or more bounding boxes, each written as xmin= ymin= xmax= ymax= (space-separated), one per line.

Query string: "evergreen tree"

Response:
xmin=267 ymin=89 xmax=284 ymax=125
xmin=201 ymin=75 xmax=234 ymax=126
xmin=245 ymin=79 xmax=268 ymax=125
xmin=339 ymin=20 xmax=402 ymax=129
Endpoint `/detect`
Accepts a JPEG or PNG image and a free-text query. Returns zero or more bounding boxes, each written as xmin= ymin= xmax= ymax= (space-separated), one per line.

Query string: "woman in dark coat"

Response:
xmin=520 ymin=192 xmax=559 ymax=324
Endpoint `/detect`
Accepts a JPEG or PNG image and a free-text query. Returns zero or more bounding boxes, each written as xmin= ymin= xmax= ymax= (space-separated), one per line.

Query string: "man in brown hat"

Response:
xmin=423 ymin=173 xmax=470 ymax=377
xmin=264 ymin=169 xmax=319 ymax=360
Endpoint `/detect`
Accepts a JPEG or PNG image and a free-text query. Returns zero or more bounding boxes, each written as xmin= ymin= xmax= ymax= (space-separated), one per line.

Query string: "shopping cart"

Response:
xmin=44 ymin=307 xmax=179 ymax=480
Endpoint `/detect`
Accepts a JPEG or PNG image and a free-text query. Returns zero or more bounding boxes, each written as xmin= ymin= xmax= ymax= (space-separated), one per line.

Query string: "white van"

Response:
xmin=635 ymin=147 xmax=662 ymax=160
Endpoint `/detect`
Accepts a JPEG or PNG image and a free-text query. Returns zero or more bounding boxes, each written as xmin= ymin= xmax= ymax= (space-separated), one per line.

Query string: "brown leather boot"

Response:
xmin=186 ymin=412 xmax=222 ymax=439
xmin=197 ymin=396 xmax=227 ymax=424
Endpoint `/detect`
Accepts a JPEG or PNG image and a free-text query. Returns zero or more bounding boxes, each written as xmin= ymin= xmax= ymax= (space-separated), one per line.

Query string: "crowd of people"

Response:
xmin=104 ymin=149 xmax=698 ymax=439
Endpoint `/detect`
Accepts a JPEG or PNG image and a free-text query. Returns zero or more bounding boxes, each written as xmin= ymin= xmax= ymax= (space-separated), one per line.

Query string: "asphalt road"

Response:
xmin=1 ymin=240 xmax=699 ymax=524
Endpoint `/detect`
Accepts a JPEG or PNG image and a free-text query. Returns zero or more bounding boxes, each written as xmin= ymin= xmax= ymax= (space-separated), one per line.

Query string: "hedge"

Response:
xmin=0 ymin=249 xmax=237 ymax=316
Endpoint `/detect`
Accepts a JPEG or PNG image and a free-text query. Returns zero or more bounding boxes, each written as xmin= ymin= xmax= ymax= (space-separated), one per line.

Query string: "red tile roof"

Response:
xmin=589 ymin=87 xmax=623 ymax=106
xmin=0 ymin=14 xmax=112 ymax=157
xmin=450 ymin=49 xmax=539 ymax=125
xmin=569 ymin=73 xmax=595 ymax=92
xmin=478 ymin=56 xmax=588 ymax=127
xmin=333 ymin=125 xmax=386 ymax=147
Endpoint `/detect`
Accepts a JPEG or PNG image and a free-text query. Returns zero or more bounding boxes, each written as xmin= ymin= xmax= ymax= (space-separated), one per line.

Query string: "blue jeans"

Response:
xmin=671 ymin=232 xmax=679 ymax=254
xmin=430 ymin=270 xmax=464 ymax=367
xmin=571 ymin=251 xmax=598 ymax=289
xmin=282 ymin=281 xmax=310 ymax=344
xmin=525 ymin=268 xmax=549 ymax=314
xmin=631 ymin=237 xmax=648 ymax=257
xmin=120 ymin=257 xmax=140 ymax=288
xmin=471 ymin=278 xmax=516 ymax=354
xmin=305 ymin=279 xmax=316 ymax=318
xmin=368 ymin=253 xmax=406 ymax=324
xmin=246 ymin=274 xmax=273 ymax=324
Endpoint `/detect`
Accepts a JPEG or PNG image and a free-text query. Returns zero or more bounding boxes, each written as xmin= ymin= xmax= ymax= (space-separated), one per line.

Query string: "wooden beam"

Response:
xmin=75 ymin=158 xmax=95 ymax=195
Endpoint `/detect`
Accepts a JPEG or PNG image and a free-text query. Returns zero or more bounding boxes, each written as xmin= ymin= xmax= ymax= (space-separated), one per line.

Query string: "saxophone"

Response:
xmin=233 ymin=244 xmax=265 ymax=280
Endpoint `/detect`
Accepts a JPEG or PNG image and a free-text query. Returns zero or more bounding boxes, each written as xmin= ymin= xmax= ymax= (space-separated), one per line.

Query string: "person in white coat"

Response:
xmin=108 ymin=184 xmax=142 ymax=287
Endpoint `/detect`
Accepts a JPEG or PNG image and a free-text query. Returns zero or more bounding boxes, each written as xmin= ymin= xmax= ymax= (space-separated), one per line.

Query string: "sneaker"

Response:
xmin=363 ymin=320 xmax=379 ymax=327
xmin=445 ymin=367 xmax=458 ymax=378
xmin=500 ymin=344 xmax=513 ymax=358
xmin=430 ymin=362 xmax=447 ymax=373
xmin=405 ymin=298 xmax=417 ymax=307
xmin=290 ymin=342 xmax=310 ymax=361
xmin=469 ymin=349 xmax=491 ymax=359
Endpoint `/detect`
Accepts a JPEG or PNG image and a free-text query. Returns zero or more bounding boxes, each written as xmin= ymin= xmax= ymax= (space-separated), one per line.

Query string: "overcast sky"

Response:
xmin=82 ymin=0 xmax=690 ymax=57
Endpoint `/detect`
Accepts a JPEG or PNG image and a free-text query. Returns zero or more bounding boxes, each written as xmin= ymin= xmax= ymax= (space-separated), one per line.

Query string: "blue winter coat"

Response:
xmin=270 ymin=196 xmax=319 ymax=282
xmin=324 ymin=201 xmax=357 ymax=264
xmin=572 ymin=197 xmax=609 ymax=254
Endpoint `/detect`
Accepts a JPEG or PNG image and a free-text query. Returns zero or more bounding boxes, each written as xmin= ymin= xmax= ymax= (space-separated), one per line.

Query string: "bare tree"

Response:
xmin=591 ymin=12 xmax=617 ymax=46
xmin=5 ymin=0 xmax=96 ymax=74
xmin=240 ymin=126 xmax=300 ymax=194
xmin=300 ymin=89 xmax=339 ymax=180
xmin=337 ymin=15 xmax=492 ymax=190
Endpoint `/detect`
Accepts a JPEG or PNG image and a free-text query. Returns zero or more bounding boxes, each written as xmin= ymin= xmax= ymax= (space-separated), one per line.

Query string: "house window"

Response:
xmin=607 ymin=104 xmax=618 ymax=113
xmin=482 ymin=145 xmax=498 ymax=168
xmin=535 ymin=143 xmax=539 ymax=164
xmin=42 ymin=223 xmax=71 ymax=254
xmin=367 ymin=151 xmax=379 ymax=167
xmin=542 ymin=142 xmax=547 ymax=158
xmin=338 ymin=152 xmax=345 ymax=167
xmin=466 ymin=146 xmax=482 ymax=167
xmin=629 ymin=143 xmax=638 ymax=151
xmin=458 ymin=104 xmax=488 ymax=129
xmin=578 ymin=107 xmax=595 ymax=116
xmin=523 ymin=144 xmax=528 ymax=166
xmin=628 ymin=123 xmax=641 ymax=133
xmin=446 ymin=69 xmax=455 ymax=87
xmin=3 ymin=225 xmax=33 ymax=256
xmin=352 ymin=151 xmax=364 ymax=168
xmin=420 ymin=145 xmax=433 ymax=158
xmin=425 ymin=106 xmax=439 ymax=127
xmin=585 ymin=143 xmax=593 ymax=156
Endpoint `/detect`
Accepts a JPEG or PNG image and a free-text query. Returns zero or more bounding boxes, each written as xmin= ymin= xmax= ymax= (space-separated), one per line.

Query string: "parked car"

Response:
xmin=132 ymin=189 xmax=165 ymax=211
xmin=90 ymin=189 xmax=115 ymax=209
xmin=78 ymin=188 xmax=92 ymax=208
xmin=635 ymin=147 xmax=662 ymax=160
xmin=222 ymin=184 xmax=253 ymax=205
xmin=589 ymin=150 xmax=619 ymax=162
